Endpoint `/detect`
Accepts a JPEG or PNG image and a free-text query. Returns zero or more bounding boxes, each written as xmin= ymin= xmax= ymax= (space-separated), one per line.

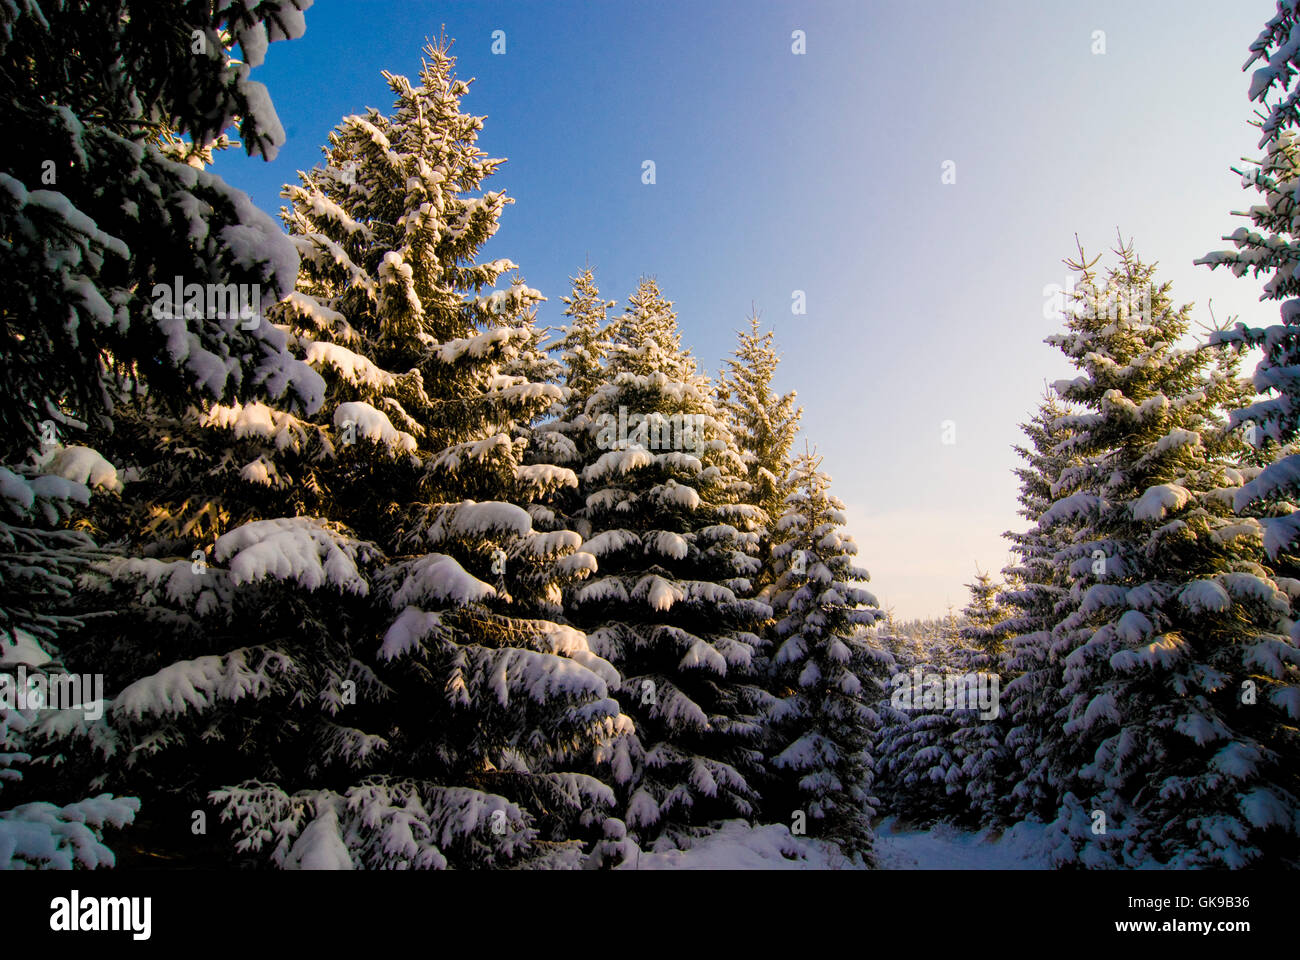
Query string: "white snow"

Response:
xmin=428 ymin=500 xmax=532 ymax=540
xmin=0 ymin=629 xmax=52 ymax=667
xmin=581 ymin=529 xmax=642 ymax=557
xmin=90 ymin=556 xmax=227 ymax=615
xmin=621 ymin=820 xmax=845 ymax=870
xmin=873 ymin=818 xmax=1051 ymax=870
xmin=379 ymin=607 xmax=447 ymax=660
xmin=531 ymin=621 xmax=620 ymax=686
xmin=279 ymin=291 xmax=359 ymax=343
xmin=39 ymin=446 xmax=121 ymax=492
xmin=240 ymin=454 xmax=278 ymax=486
xmin=386 ymin=554 xmax=495 ymax=608
xmin=647 ymin=481 xmax=701 ymax=510
xmin=436 ymin=326 xmax=532 ymax=363
xmin=214 ymin=517 xmax=370 ymax=593
xmin=283 ymin=806 xmax=354 ymax=870
xmin=644 ymin=530 xmax=689 ymax=560
xmin=558 ymin=551 xmax=598 ymax=577
xmin=237 ymin=80 xmax=286 ymax=161
xmin=1178 ymin=579 xmax=1232 ymax=614
xmin=517 ymin=529 xmax=582 ymax=558
xmin=608 ymin=818 xmax=1052 ymax=870
xmin=204 ymin=401 xmax=312 ymax=452
xmin=334 ymin=401 xmax=418 ymax=454
xmin=576 ymin=577 xmax=629 ymax=605
xmin=305 ymin=339 xmax=395 ymax=390
xmin=0 ymin=793 xmax=140 ymax=870
xmin=0 ymin=467 xmax=35 ymax=513
xmin=1220 ymin=571 xmax=1290 ymax=613
xmin=632 ymin=574 xmax=683 ymax=612
xmin=112 ymin=648 xmax=293 ymax=720
xmin=1131 ymin=483 xmax=1193 ymax=521
xmin=515 ymin=463 xmax=578 ymax=491
xmin=584 ymin=447 xmax=654 ymax=482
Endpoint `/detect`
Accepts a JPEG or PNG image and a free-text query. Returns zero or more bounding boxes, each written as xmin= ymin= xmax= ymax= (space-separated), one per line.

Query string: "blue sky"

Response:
xmin=215 ymin=0 xmax=1280 ymax=617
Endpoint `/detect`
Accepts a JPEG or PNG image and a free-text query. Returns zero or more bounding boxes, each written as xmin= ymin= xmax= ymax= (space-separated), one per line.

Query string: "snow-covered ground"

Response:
xmin=623 ymin=821 xmax=851 ymax=870
xmin=619 ymin=818 xmax=1051 ymax=870
xmin=873 ymin=817 xmax=1050 ymax=870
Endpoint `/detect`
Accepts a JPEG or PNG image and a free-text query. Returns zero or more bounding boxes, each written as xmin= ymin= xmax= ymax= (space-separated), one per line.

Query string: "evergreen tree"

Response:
xmin=1197 ymin=1 xmax=1300 ymax=560
xmin=566 ymin=278 xmax=773 ymax=845
xmin=53 ymin=40 xmax=626 ymax=869
xmin=949 ymin=570 xmax=1013 ymax=821
xmin=957 ymin=571 xmax=1008 ymax=670
xmin=553 ymin=267 xmax=616 ymax=411
xmin=1 ymin=0 xmax=322 ymax=460
xmin=997 ymin=392 xmax=1084 ymax=822
xmin=531 ymin=267 xmax=616 ymax=520
xmin=606 ymin=277 xmax=695 ymax=381
xmin=0 ymin=0 xmax=316 ymax=867
xmin=765 ymin=452 xmax=890 ymax=860
xmin=1040 ymin=240 xmax=1299 ymax=868
xmin=717 ymin=313 xmax=802 ymax=523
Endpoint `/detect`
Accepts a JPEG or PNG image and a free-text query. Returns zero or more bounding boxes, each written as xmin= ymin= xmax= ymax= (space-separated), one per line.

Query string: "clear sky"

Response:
xmin=214 ymin=0 xmax=1281 ymax=618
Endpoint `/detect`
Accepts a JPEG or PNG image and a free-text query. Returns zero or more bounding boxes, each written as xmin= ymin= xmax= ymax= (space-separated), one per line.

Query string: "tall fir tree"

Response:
xmin=764 ymin=452 xmax=890 ymax=861
xmin=1197 ymin=1 xmax=1300 ymax=563
xmin=0 ymin=0 xmax=316 ymax=867
xmin=997 ymin=391 xmax=1085 ymax=823
xmin=606 ymin=277 xmax=696 ymax=381
xmin=531 ymin=266 xmax=616 ymax=522
xmin=49 ymin=40 xmax=628 ymax=869
xmin=565 ymin=278 xmax=773 ymax=846
xmin=717 ymin=313 xmax=802 ymax=524
xmin=1039 ymin=240 xmax=1299 ymax=868
xmin=553 ymin=267 xmax=616 ymax=411
xmin=948 ymin=570 xmax=1013 ymax=821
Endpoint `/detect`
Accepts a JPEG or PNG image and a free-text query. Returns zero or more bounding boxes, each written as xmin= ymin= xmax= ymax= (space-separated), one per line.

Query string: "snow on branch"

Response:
xmin=214 ymin=517 xmax=375 ymax=593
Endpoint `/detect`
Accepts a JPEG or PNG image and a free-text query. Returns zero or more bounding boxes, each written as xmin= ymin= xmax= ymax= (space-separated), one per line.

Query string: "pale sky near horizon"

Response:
xmin=214 ymin=0 xmax=1282 ymax=618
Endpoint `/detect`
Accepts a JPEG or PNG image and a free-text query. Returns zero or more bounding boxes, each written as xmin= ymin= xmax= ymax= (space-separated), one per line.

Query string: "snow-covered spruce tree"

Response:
xmin=565 ymin=278 xmax=773 ymax=846
xmin=1 ymin=0 xmax=320 ymax=460
xmin=1196 ymin=3 xmax=1300 ymax=561
xmin=996 ymin=392 xmax=1086 ymax=823
xmin=1 ymin=0 xmax=317 ymax=866
xmin=956 ymin=571 xmax=1009 ymax=672
xmin=717 ymin=313 xmax=802 ymax=524
xmin=553 ymin=267 xmax=617 ymax=417
xmin=605 ymin=277 xmax=697 ymax=381
xmin=716 ymin=310 xmax=803 ymax=655
xmin=947 ymin=571 xmax=1014 ymax=822
xmin=0 ymin=487 xmax=140 ymax=869
xmin=50 ymin=40 xmax=627 ymax=869
xmin=318 ymin=55 xmax=626 ymax=864
xmin=1039 ymin=240 xmax=1299 ymax=868
xmin=764 ymin=452 xmax=890 ymax=861
xmin=531 ymin=267 xmax=617 ymax=517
